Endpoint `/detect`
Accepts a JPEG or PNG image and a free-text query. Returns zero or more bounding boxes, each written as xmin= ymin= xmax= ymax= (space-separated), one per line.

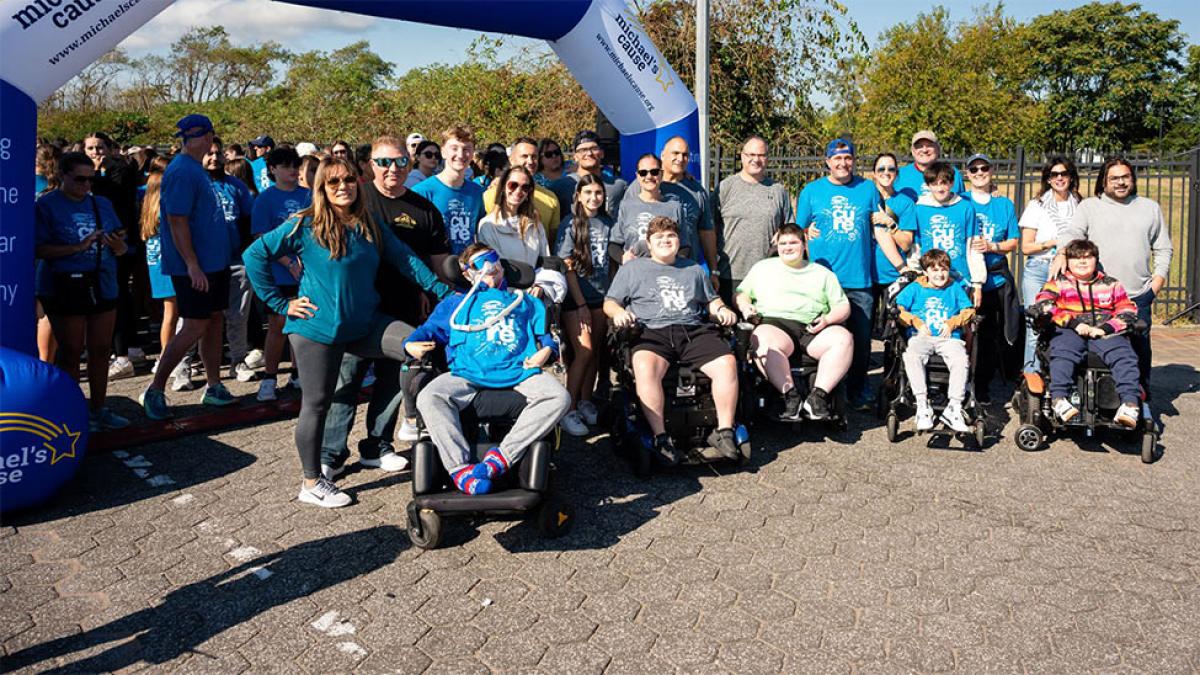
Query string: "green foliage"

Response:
xmin=1022 ymin=2 xmax=1186 ymax=151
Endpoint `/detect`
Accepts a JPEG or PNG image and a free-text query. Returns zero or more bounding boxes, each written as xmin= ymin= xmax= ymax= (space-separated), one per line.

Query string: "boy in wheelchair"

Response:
xmin=404 ymin=244 xmax=571 ymax=495
xmin=1033 ymin=239 xmax=1141 ymax=428
xmin=894 ymin=249 xmax=976 ymax=432
xmin=603 ymin=216 xmax=743 ymax=466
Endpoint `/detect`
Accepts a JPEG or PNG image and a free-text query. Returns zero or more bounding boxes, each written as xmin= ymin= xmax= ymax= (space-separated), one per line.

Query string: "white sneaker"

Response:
xmin=298 ymin=478 xmax=351 ymax=508
xmin=170 ymin=363 xmax=196 ymax=392
xmin=257 ymin=378 xmax=278 ymax=402
xmin=360 ymin=451 xmax=409 ymax=472
xmin=1053 ymin=398 xmax=1079 ymax=423
xmin=1113 ymin=402 xmax=1139 ymax=428
xmin=561 ymin=411 xmax=589 ymax=437
xmin=321 ymin=463 xmax=345 ymax=481
xmin=578 ymin=400 xmax=599 ymax=426
xmin=108 ymin=357 xmax=135 ymax=380
xmin=941 ymin=402 xmax=971 ymax=433
xmin=234 ymin=362 xmax=256 ymax=382
xmin=127 ymin=347 xmax=148 ymax=364
xmin=915 ymin=404 xmax=935 ymax=431
xmin=243 ymin=349 xmax=265 ymax=369
xmin=397 ymin=418 xmax=420 ymax=442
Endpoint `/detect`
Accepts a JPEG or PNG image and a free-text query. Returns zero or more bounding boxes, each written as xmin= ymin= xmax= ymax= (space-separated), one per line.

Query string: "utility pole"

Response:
xmin=696 ymin=0 xmax=710 ymax=188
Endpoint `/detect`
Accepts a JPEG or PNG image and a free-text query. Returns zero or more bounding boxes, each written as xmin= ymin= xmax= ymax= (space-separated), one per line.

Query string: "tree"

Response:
xmin=1161 ymin=45 xmax=1200 ymax=151
xmin=1022 ymin=2 xmax=1186 ymax=151
xmin=831 ymin=5 xmax=1043 ymax=154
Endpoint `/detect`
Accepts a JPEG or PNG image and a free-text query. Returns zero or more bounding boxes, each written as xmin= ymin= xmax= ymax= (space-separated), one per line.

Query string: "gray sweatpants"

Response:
xmin=903 ymin=334 xmax=969 ymax=405
xmin=417 ymin=371 xmax=571 ymax=473
xmin=224 ymin=264 xmax=253 ymax=366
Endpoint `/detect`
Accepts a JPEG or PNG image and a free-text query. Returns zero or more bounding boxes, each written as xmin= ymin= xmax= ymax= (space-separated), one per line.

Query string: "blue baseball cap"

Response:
xmin=174 ymin=114 xmax=214 ymax=138
xmin=966 ymin=153 xmax=992 ymax=167
xmin=825 ymin=138 xmax=855 ymax=158
xmin=249 ymin=135 xmax=275 ymax=148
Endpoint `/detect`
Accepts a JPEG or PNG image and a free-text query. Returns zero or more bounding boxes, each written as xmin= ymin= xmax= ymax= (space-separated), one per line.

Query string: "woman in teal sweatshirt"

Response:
xmin=244 ymin=157 xmax=452 ymax=508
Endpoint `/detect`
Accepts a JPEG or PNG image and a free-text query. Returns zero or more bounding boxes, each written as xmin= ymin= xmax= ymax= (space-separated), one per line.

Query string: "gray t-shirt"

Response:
xmin=621 ymin=180 xmax=709 ymax=262
xmin=555 ymin=213 xmax=614 ymax=304
xmin=713 ymin=174 xmax=793 ymax=280
xmin=550 ymin=172 xmax=628 ymax=220
xmin=612 ymin=192 xmax=685 ymax=257
xmin=606 ymin=256 xmax=717 ymax=329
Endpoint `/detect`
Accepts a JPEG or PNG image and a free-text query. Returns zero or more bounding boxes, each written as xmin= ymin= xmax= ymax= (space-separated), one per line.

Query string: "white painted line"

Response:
xmin=312 ymin=611 xmax=341 ymax=633
xmin=228 ymin=546 xmax=261 ymax=563
xmin=250 ymin=566 xmax=273 ymax=580
xmin=123 ymin=456 xmax=153 ymax=468
xmin=133 ymin=468 xmax=149 ymax=478
xmin=337 ymin=642 xmax=367 ymax=657
xmin=146 ymin=475 xmax=175 ymax=487
xmin=172 ymin=493 xmax=196 ymax=505
xmin=113 ymin=450 xmax=129 ymax=459
xmin=312 ymin=610 xmax=356 ymax=636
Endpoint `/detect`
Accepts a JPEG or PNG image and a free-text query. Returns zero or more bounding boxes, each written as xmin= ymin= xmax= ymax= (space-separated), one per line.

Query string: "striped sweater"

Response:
xmin=1034 ymin=270 xmax=1137 ymax=335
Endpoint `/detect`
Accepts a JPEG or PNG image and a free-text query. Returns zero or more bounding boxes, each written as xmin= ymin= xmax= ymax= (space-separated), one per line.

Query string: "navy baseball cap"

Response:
xmin=825 ymin=138 xmax=855 ymax=158
xmin=174 ymin=114 xmax=214 ymax=138
xmin=249 ymin=135 xmax=275 ymax=148
xmin=572 ymin=130 xmax=600 ymax=150
xmin=966 ymin=153 xmax=992 ymax=167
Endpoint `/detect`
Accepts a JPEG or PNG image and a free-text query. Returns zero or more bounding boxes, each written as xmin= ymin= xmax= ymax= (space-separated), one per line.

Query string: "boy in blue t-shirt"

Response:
xmin=894 ymin=249 xmax=976 ymax=433
xmin=405 ymin=244 xmax=570 ymax=495
xmin=896 ymin=161 xmax=986 ymax=304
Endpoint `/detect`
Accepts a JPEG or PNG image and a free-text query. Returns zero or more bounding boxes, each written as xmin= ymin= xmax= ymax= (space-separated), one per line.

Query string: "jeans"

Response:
xmin=320 ymin=353 xmax=405 ymax=468
xmin=843 ymin=288 xmax=875 ymax=402
xmin=1021 ymin=256 xmax=1051 ymax=373
xmin=224 ymin=264 xmax=253 ymax=366
xmin=1048 ymin=328 xmax=1141 ymax=404
xmin=1131 ymin=290 xmax=1154 ymax=396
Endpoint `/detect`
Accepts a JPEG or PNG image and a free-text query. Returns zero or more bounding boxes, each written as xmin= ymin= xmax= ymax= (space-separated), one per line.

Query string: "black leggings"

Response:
xmin=288 ymin=313 xmax=413 ymax=479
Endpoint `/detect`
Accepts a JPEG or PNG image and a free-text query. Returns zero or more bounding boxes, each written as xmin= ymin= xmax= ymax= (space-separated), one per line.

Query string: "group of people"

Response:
xmin=31 ymin=117 xmax=1173 ymax=507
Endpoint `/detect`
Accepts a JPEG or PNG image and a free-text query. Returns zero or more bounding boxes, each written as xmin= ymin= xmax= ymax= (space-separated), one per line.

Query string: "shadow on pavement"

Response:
xmin=3 ymin=526 xmax=407 ymax=673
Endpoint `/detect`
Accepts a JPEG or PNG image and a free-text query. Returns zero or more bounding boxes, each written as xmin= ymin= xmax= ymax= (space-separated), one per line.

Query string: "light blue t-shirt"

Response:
xmin=967 ymin=193 xmax=1019 ymax=291
xmin=873 ymin=192 xmax=915 ymax=286
xmin=895 ymin=164 xmax=964 ymax=201
xmin=34 ymin=191 xmax=122 ymax=299
xmin=252 ymin=185 xmax=311 ymax=286
xmin=159 ymin=154 xmax=230 ymax=276
xmin=412 ymin=175 xmax=484 ymax=255
xmin=795 ymin=176 xmax=880 ymax=289
xmin=900 ymin=197 xmax=979 ymax=282
xmin=895 ymin=278 xmax=974 ymax=340
xmin=249 ymin=156 xmax=274 ymax=192
xmin=210 ymin=175 xmax=255 ymax=265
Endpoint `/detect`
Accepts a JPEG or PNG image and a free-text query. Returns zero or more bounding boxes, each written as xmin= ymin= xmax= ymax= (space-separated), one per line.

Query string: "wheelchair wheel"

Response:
xmin=874 ymin=392 xmax=887 ymax=420
xmin=973 ymin=419 xmax=986 ymax=448
xmin=406 ymin=503 xmax=443 ymax=550
xmin=737 ymin=439 xmax=752 ymax=466
xmin=1015 ymin=424 xmax=1044 ymax=452
xmin=537 ymin=498 xmax=574 ymax=538
xmin=885 ymin=413 xmax=899 ymax=443
xmin=1140 ymin=423 xmax=1158 ymax=464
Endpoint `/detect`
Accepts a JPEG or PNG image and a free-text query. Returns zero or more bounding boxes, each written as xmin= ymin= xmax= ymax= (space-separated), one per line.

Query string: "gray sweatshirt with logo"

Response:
xmin=1058 ymin=194 xmax=1173 ymax=298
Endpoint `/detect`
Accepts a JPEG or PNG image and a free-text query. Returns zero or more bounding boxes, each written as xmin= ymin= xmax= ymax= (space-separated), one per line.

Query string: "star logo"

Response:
xmin=0 ymin=413 xmax=82 ymax=465
xmin=655 ymin=68 xmax=675 ymax=93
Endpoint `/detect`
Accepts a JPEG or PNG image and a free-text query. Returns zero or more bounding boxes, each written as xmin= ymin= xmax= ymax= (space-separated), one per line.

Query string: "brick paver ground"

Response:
xmin=3 ymin=330 xmax=1199 ymax=673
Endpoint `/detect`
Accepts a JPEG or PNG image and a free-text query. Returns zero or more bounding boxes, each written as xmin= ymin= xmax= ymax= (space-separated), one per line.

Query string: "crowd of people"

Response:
xmin=31 ymin=117 xmax=1174 ymax=506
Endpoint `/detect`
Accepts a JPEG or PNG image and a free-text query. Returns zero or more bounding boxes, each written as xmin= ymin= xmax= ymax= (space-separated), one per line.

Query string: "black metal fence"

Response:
xmin=710 ymin=147 xmax=1200 ymax=321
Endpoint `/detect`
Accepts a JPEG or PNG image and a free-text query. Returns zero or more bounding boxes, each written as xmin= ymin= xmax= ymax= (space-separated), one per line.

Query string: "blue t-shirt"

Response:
xmin=252 ymin=185 xmax=311 ymax=285
xmin=249 ymin=156 xmax=274 ymax=192
xmin=900 ymin=197 xmax=979 ymax=281
xmin=895 ymin=164 xmax=964 ymax=201
xmin=795 ymin=176 xmax=880 ymax=289
xmin=144 ymin=234 xmax=176 ymax=300
xmin=34 ymin=175 xmax=48 ymax=197
xmin=158 ymin=154 xmax=230 ymax=276
xmin=33 ymin=191 xmax=122 ymax=300
xmin=873 ymin=192 xmax=915 ymax=286
xmin=555 ymin=213 xmax=614 ymax=304
xmin=412 ymin=176 xmax=484 ymax=255
xmin=967 ymin=193 xmax=1019 ymax=291
xmin=895 ymin=278 xmax=974 ymax=340
xmin=210 ymin=175 xmax=255 ymax=265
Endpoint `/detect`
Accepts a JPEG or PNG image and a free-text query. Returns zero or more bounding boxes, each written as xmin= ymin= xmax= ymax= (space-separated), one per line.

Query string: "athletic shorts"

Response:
xmin=38 ymin=294 xmax=117 ymax=317
xmin=761 ymin=317 xmax=817 ymax=364
xmin=172 ymin=269 xmax=231 ymax=319
xmin=266 ymin=284 xmax=299 ymax=315
xmin=632 ymin=323 xmax=731 ymax=368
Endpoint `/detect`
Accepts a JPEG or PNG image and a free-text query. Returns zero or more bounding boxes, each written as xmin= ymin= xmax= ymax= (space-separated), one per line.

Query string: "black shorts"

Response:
xmin=267 ymin=284 xmax=300 ymax=315
xmin=172 ymin=269 xmax=231 ymax=319
xmin=761 ymin=317 xmax=817 ymax=363
xmin=632 ymin=323 xmax=731 ymax=368
xmin=38 ymin=294 xmax=117 ymax=317
xmin=562 ymin=296 xmax=604 ymax=313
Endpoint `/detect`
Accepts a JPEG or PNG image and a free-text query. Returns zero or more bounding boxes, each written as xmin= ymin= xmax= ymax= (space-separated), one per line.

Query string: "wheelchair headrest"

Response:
xmin=441 ymin=255 xmax=536 ymax=290
xmin=538 ymin=255 xmax=567 ymax=274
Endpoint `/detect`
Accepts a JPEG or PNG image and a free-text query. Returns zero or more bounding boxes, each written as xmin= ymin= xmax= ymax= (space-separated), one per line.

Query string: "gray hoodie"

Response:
xmin=1058 ymin=194 xmax=1172 ymax=298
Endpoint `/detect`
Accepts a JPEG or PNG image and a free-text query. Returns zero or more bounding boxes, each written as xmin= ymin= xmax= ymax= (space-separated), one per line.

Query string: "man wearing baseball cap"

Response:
xmin=248 ymin=135 xmax=275 ymax=191
xmin=140 ymin=114 xmax=237 ymax=420
xmin=895 ymin=130 xmax=963 ymax=201
xmin=405 ymin=133 xmax=424 ymax=158
xmin=794 ymin=138 xmax=882 ymax=409
xmin=549 ymin=130 xmax=628 ymax=219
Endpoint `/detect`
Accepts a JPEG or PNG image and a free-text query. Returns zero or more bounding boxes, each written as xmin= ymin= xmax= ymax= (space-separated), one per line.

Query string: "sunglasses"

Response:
xmin=324 ymin=176 xmax=356 ymax=188
xmin=967 ymin=165 xmax=992 ymax=174
xmin=875 ymin=166 xmax=897 ymax=173
xmin=68 ymin=174 xmax=95 ymax=183
xmin=637 ymin=168 xmax=662 ymax=178
xmin=372 ymin=156 xmax=410 ymax=169
xmin=506 ymin=181 xmax=532 ymax=193
xmin=420 ymin=151 xmax=441 ymax=159
xmin=1049 ymin=170 xmax=1071 ymax=178
xmin=542 ymin=150 xmax=562 ymax=158
xmin=469 ymin=249 xmax=501 ymax=270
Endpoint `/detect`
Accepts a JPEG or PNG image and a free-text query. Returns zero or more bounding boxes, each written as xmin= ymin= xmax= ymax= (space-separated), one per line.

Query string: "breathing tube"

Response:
xmin=449 ymin=249 xmax=526 ymax=333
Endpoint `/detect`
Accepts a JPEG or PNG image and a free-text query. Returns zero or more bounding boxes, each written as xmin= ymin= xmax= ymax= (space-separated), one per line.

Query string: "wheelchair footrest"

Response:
xmin=414 ymin=488 xmax=544 ymax=514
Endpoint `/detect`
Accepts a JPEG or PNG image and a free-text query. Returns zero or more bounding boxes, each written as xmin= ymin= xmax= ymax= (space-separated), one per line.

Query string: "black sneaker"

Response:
xmin=706 ymin=428 xmax=740 ymax=461
xmin=653 ymin=434 xmax=681 ymax=467
xmin=781 ymin=387 xmax=803 ymax=420
xmin=803 ymin=388 xmax=831 ymax=421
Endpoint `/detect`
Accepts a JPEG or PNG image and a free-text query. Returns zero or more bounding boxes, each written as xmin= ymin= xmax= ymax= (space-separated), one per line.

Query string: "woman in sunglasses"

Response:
xmin=477 ymin=166 xmax=549 ymax=282
xmin=405 ymin=140 xmax=442 ymax=189
xmin=613 ymin=153 xmax=683 ymax=262
xmin=535 ymin=138 xmax=564 ymax=187
xmin=244 ymin=156 xmax=452 ymax=508
xmin=1018 ymin=156 xmax=1081 ymax=373
xmin=34 ymin=151 xmax=131 ymax=431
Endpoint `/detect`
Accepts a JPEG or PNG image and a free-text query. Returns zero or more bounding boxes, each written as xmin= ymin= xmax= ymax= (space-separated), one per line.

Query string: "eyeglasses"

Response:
xmin=967 ymin=164 xmax=991 ymax=174
xmin=575 ymin=145 xmax=600 ymax=155
xmin=332 ymin=149 xmax=349 ymax=156
xmin=68 ymin=174 xmax=94 ymax=183
xmin=875 ymin=166 xmax=897 ymax=173
xmin=420 ymin=151 xmax=441 ymax=159
xmin=637 ymin=168 xmax=662 ymax=178
xmin=542 ymin=150 xmax=562 ymax=158
xmin=324 ymin=176 xmax=356 ymax=189
xmin=372 ymin=156 xmax=410 ymax=169
xmin=1108 ymin=174 xmax=1133 ymax=183
xmin=742 ymin=153 xmax=767 ymax=160
xmin=1049 ymin=170 xmax=1071 ymax=178
xmin=506 ymin=181 xmax=532 ymax=193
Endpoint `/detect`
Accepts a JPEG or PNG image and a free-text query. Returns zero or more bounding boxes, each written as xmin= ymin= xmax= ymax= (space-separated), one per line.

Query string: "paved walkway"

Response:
xmin=3 ymin=330 xmax=1199 ymax=673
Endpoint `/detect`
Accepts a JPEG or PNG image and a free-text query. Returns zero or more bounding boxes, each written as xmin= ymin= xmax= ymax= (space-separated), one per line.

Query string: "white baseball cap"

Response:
xmin=406 ymin=133 xmax=424 ymax=145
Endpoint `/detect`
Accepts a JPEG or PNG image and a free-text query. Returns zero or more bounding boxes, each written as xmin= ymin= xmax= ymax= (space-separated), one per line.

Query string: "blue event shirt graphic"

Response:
xmin=252 ymin=186 xmax=311 ymax=285
xmin=413 ymin=177 xmax=483 ymax=255
xmin=969 ymin=194 xmax=1019 ymax=291
xmin=795 ymin=176 xmax=878 ymax=289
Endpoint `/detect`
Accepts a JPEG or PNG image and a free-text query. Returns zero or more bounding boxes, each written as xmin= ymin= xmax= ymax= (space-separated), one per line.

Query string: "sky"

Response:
xmin=117 ymin=0 xmax=1198 ymax=105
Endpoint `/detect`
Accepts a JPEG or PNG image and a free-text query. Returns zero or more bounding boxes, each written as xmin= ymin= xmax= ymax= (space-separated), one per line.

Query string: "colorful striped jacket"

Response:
xmin=1034 ymin=270 xmax=1137 ymax=335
